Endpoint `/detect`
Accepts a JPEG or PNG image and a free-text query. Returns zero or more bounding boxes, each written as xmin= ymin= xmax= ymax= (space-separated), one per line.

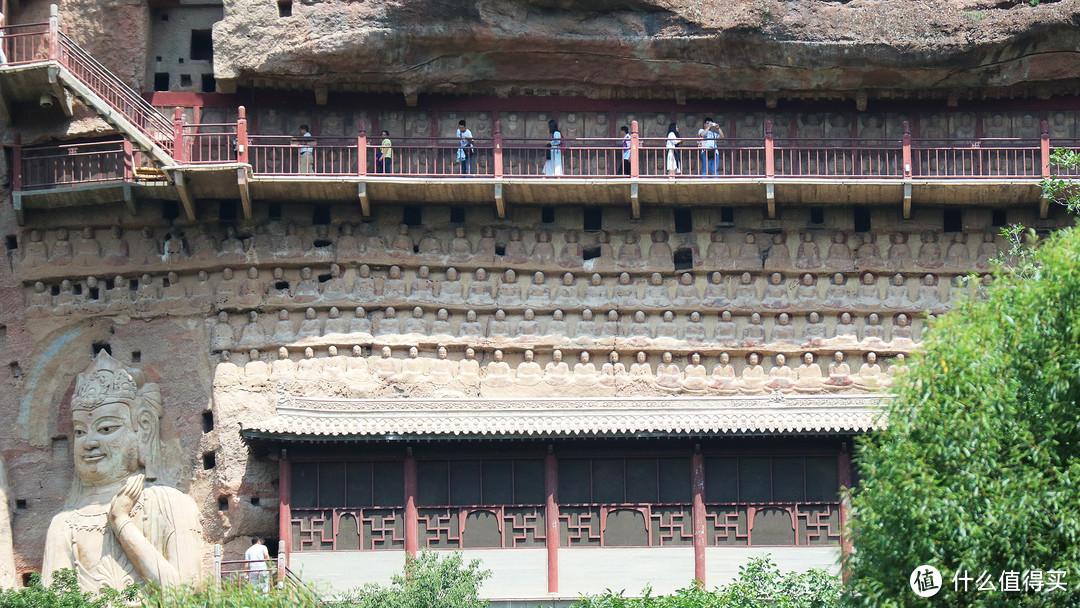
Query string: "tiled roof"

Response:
xmin=241 ymin=394 xmax=887 ymax=440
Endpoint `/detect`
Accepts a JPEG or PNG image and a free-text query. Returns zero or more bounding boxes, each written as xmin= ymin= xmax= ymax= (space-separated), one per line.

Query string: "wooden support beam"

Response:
xmin=765 ymin=182 xmax=775 ymax=219
xmin=236 ymin=168 xmax=252 ymax=219
xmin=903 ymin=182 xmax=912 ymax=219
xmin=46 ymin=66 xmax=73 ymax=117
xmin=172 ymin=170 xmax=196 ymax=221
xmin=494 ymin=183 xmax=505 ymax=219
xmin=122 ymin=183 xmax=135 ymax=215
xmin=358 ymin=181 xmax=371 ymax=217
xmin=12 ymin=193 xmax=23 ymax=225
xmin=630 ymin=182 xmax=640 ymax=220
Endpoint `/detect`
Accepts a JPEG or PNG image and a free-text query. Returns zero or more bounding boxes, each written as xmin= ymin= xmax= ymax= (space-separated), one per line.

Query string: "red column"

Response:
xmin=404 ymin=448 xmax=418 ymax=557
xmin=278 ymin=449 xmax=291 ymax=572
xmin=764 ymin=121 xmax=775 ymax=178
xmin=902 ymin=121 xmax=912 ymax=179
xmin=173 ymin=107 xmax=185 ymax=163
xmin=12 ymin=134 xmax=21 ymax=193
xmin=236 ymin=106 xmax=249 ymax=165
xmin=358 ymin=125 xmax=368 ymax=177
xmin=692 ymin=448 xmax=706 ymax=586
xmin=630 ymin=120 xmax=640 ymax=178
xmin=838 ymin=443 xmax=853 ymax=584
xmin=545 ymin=447 xmax=559 ymax=593
xmin=493 ymin=121 xmax=504 ymax=179
xmin=1040 ymin=120 xmax=1051 ymax=178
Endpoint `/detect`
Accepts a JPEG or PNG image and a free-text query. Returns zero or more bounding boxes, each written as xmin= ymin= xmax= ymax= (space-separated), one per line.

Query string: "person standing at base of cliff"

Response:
xmin=297 ymin=124 xmax=314 ymax=173
xmin=545 ymin=119 xmax=564 ymax=176
xmin=42 ymin=351 xmax=204 ymax=593
xmin=617 ymin=125 xmax=631 ymax=176
xmin=699 ymin=117 xmax=723 ymax=176
xmin=245 ymin=536 xmax=271 ymax=591
xmin=457 ymin=119 xmax=474 ymax=175
xmin=666 ymin=122 xmax=681 ymax=176
xmin=376 ymin=130 xmax=392 ymax=173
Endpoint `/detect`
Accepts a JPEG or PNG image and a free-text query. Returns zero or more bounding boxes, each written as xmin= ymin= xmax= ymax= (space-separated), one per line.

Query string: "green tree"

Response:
xmin=339 ymin=552 xmax=490 ymax=608
xmin=844 ymin=224 xmax=1080 ymax=607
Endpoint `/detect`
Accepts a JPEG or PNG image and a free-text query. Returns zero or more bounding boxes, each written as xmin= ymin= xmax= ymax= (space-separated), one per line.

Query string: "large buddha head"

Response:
xmin=70 ymin=352 xmax=162 ymax=488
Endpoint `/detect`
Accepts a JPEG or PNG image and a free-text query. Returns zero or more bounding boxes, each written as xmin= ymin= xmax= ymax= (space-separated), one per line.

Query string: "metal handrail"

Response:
xmin=57 ymin=32 xmax=174 ymax=149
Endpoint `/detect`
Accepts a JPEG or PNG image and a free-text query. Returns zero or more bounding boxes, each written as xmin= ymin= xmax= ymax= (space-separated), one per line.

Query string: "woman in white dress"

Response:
xmin=544 ymin=119 xmax=563 ymax=175
xmin=666 ymin=122 xmax=681 ymax=175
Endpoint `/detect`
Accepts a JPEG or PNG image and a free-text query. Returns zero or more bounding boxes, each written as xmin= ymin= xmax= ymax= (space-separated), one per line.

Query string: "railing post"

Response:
xmin=277 ymin=540 xmax=287 ymax=589
xmin=1040 ymin=119 xmax=1051 ymax=178
xmin=172 ymin=107 xmax=185 ymax=163
xmin=236 ymin=106 xmax=248 ymax=165
xmin=357 ymin=125 xmax=367 ymax=177
xmin=764 ymin=121 xmax=775 ymax=178
xmin=213 ymin=543 xmax=222 ymax=586
xmin=123 ymin=139 xmax=133 ymax=182
xmin=902 ymin=121 xmax=912 ymax=179
xmin=630 ymin=120 xmax=640 ymax=178
xmin=494 ymin=120 xmax=504 ymax=179
xmin=48 ymin=5 xmax=59 ymax=62
xmin=12 ymin=134 xmax=21 ymax=193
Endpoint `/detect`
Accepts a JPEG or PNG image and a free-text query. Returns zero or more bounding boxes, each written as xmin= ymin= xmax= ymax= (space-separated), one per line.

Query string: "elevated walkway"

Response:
xmin=0 ymin=6 xmax=1068 ymax=225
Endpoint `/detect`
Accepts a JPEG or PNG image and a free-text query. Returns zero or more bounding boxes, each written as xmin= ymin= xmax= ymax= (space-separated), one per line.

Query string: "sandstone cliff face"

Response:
xmin=212 ymin=0 xmax=1080 ymax=101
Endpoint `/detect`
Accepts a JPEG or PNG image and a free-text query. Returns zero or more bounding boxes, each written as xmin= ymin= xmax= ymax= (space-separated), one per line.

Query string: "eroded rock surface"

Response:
xmin=213 ymin=0 xmax=1080 ymax=100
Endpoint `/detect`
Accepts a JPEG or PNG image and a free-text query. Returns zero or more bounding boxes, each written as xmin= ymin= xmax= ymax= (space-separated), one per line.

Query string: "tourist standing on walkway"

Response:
xmin=245 ymin=536 xmax=271 ymax=591
xmin=666 ymin=122 xmax=681 ymax=176
xmin=457 ymin=120 xmax=474 ymax=174
xmin=297 ymin=125 xmax=314 ymax=173
xmin=376 ymin=130 xmax=392 ymax=173
xmin=699 ymin=117 xmax=723 ymax=176
xmin=545 ymin=119 xmax=563 ymax=175
xmin=618 ymin=126 xmax=631 ymax=176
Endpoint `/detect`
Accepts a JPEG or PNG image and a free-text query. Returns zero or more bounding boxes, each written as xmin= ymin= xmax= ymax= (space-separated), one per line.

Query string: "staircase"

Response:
xmin=1 ymin=5 xmax=176 ymax=167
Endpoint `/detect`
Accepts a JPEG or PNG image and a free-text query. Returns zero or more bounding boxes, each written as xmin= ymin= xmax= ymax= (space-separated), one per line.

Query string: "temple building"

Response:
xmin=0 ymin=0 xmax=1077 ymax=602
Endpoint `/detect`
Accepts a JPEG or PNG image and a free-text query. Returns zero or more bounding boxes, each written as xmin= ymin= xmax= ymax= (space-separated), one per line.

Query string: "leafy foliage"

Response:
xmin=0 ymin=570 xmax=136 ymax=608
xmin=844 ymin=225 xmax=1080 ymax=607
xmin=140 ymin=579 xmax=323 ymax=608
xmin=570 ymin=556 xmax=841 ymax=608
xmin=337 ymin=552 xmax=490 ymax=608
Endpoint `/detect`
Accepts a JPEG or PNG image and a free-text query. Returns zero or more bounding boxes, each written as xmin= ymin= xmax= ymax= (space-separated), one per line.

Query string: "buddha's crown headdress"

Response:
xmin=71 ymin=351 xmax=137 ymax=410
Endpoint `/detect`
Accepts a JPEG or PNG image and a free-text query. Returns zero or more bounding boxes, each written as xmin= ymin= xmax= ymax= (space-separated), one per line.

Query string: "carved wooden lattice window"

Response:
xmin=416 ymin=459 xmax=546 ymax=549
xmin=703 ymin=455 xmax=841 ymax=547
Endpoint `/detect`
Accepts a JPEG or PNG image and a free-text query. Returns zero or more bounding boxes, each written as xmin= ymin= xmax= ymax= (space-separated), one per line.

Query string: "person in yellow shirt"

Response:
xmin=376 ymin=130 xmax=392 ymax=173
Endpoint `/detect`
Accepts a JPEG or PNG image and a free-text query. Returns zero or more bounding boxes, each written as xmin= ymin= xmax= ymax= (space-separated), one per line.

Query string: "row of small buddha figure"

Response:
xmin=208 ymin=306 xmax=922 ymax=352
xmin=220 ymin=345 xmax=905 ymax=394
xmin=24 ymin=263 xmax=970 ymax=318
xmin=18 ymin=222 xmax=1008 ymax=278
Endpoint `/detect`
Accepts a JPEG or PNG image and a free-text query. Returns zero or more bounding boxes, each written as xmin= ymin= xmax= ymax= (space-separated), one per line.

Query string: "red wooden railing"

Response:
xmin=19 ymin=139 xmax=127 ymax=189
xmin=0 ymin=22 xmax=49 ymax=64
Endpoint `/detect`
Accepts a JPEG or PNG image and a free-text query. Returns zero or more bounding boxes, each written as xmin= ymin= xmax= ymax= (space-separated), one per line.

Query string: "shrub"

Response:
xmin=569 ymin=555 xmax=841 ymax=608
xmin=0 ymin=570 xmax=136 ymax=608
xmin=336 ymin=552 xmax=490 ymax=608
